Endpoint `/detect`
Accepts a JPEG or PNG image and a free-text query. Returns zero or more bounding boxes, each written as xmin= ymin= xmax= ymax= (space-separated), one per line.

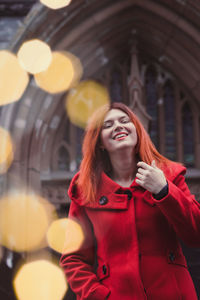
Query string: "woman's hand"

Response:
xmin=135 ymin=160 xmax=167 ymax=194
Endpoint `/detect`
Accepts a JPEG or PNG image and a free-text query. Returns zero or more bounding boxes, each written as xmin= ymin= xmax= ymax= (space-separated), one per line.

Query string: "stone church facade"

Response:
xmin=0 ymin=0 xmax=200 ymax=298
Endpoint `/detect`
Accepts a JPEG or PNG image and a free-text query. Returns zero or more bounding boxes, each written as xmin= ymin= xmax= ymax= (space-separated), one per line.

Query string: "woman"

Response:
xmin=60 ymin=102 xmax=200 ymax=300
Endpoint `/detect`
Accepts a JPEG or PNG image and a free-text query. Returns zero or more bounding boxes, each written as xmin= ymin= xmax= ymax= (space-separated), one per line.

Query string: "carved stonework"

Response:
xmin=0 ymin=1 xmax=36 ymax=17
xmin=42 ymin=181 xmax=71 ymax=208
xmin=128 ymin=42 xmax=151 ymax=131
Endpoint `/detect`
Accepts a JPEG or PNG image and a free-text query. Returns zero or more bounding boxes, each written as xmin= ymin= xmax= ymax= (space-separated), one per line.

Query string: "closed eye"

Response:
xmin=102 ymin=120 xmax=114 ymax=129
xmin=120 ymin=117 xmax=130 ymax=123
xmin=102 ymin=116 xmax=130 ymax=129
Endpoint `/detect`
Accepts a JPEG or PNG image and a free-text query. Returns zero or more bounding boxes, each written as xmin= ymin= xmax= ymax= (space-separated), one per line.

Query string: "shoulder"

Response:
xmin=68 ymin=172 xmax=84 ymax=205
xmin=162 ymin=161 xmax=186 ymax=181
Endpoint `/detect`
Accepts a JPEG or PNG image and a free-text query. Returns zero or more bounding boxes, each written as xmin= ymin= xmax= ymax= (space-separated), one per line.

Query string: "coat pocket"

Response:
xmin=167 ymin=250 xmax=188 ymax=268
xmin=96 ymin=260 xmax=110 ymax=281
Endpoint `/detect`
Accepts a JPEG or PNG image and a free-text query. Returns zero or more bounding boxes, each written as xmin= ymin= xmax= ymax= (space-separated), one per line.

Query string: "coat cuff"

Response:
xmin=153 ymin=183 xmax=169 ymax=200
xmin=89 ymin=284 xmax=110 ymax=300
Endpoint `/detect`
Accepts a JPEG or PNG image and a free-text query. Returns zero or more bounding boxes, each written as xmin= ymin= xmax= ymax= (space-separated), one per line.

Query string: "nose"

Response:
xmin=113 ymin=120 xmax=124 ymax=132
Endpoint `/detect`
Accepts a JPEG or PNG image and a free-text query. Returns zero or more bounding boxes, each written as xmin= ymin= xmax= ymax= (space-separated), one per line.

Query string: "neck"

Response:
xmin=109 ymin=148 xmax=138 ymax=186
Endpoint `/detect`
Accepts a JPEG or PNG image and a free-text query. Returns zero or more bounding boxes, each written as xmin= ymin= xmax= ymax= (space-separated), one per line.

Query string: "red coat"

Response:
xmin=60 ymin=162 xmax=200 ymax=300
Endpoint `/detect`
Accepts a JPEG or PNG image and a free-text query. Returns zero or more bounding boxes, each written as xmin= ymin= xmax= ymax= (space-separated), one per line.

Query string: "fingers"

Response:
xmin=136 ymin=160 xmax=167 ymax=193
xmin=137 ymin=167 xmax=147 ymax=176
xmin=136 ymin=162 xmax=151 ymax=180
xmin=136 ymin=172 xmax=144 ymax=180
xmin=137 ymin=160 xmax=158 ymax=170
xmin=137 ymin=161 xmax=152 ymax=170
xmin=135 ymin=178 xmax=143 ymax=186
xmin=136 ymin=161 xmax=157 ymax=190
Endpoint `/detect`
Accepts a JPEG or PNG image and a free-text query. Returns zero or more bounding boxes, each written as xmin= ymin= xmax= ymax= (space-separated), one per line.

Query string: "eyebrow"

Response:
xmin=103 ymin=116 xmax=129 ymax=123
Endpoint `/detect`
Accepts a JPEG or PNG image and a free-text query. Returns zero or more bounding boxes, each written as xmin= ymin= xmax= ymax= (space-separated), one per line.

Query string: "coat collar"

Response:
xmin=68 ymin=162 xmax=186 ymax=210
xmin=95 ymin=172 xmax=156 ymax=209
xmin=69 ymin=171 xmax=151 ymax=210
xmin=97 ymin=171 xmax=139 ymax=198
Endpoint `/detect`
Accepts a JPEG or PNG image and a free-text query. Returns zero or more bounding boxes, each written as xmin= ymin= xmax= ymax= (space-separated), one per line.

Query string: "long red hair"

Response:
xmin=77 ymin=102 xmax=171 ymax=203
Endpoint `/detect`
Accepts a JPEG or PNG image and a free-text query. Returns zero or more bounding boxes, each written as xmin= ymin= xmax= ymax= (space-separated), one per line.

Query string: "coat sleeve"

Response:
xmin=59 ymin=200 xmax=110 ymax=300
xmin=153 ymin=167 xmax=200 ymax=247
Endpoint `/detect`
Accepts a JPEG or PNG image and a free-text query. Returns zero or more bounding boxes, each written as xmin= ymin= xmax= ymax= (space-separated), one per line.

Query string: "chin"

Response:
xmin=113 ymin=143 xmax=136 ymax=151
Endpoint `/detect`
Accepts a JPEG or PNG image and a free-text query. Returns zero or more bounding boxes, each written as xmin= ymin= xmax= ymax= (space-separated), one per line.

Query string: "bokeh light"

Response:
xmin=0 ymin=191 xmax=57 ymax=252
xmin=0 ymin=246 xmax=2 ymax=263
xmin=34 ymin=51 xmax=82 ymax=94
xmin=66 ymin=80 xmax=110 ymax=128
xmin=0 ymin=50 xmax=29 ymax=105
xmin=40 ymin=0 xmax=72 ymax=9
xmin=17 ymin=39 xmax=52 ymax=74
xmin=13 ymin=259 xmax=67 ymax=300
xmin=0 ymin=127 xmax=14 ymax=174
xmin=47 ymin=218 xmax=84 ymax=254
xmin=65 ymin=51 xmax=83 ymax=87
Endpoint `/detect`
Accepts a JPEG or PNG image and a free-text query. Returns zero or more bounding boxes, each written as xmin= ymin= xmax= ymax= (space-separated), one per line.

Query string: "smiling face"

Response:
xmin=100 ymin=108 xmax=138 ymax=155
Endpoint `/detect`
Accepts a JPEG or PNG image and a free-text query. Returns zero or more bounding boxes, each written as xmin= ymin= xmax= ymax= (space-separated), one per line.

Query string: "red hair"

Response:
xmin=77 ymin=102 xmax=171 ymax=203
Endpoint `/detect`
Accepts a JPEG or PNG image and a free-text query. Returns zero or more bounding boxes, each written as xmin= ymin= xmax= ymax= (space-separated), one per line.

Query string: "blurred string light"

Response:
xmin=40 ymin=0 xmax=72 ymax=9
xmin=0 ymin=191 xmax=57 ymax=252
xmin=0 ymin=50 xmax=29 ymax=105
xmin=0 ymin=127 xmax=14 ymax=174
xmin=17 ymin=39 xmax=52 ymax=74
xmin=34 ymin=51 xmax=83 ymax=94
xmin=13 ymin=259 xmax=67 ymax=300
xmin=47 ymin=218 xmax=84 ymax=254
xmin=66 ymin=80 xmax=110 ymax=128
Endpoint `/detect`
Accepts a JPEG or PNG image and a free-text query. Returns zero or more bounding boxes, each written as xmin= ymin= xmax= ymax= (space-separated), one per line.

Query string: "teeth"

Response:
xmin=115 ymin=133 xmax=127 ymax=139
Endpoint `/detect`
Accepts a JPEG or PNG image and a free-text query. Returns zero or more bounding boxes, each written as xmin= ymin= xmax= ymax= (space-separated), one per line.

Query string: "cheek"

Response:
xmin=100 ymin=131 xmax=112 ymax=150
xmin=131 ymin=127 xmax=138 ymax=143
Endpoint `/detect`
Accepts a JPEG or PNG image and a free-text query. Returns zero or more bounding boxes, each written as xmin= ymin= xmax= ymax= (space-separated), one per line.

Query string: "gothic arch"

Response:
xmin=1 ymin=2 xmax=200 ymax=297
xmin=1 ymin=0 xmax=200 ymax=202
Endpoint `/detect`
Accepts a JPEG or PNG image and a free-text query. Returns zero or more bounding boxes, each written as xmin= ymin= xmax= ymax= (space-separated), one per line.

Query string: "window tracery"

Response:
xmin=182 ymin=102 xmax=194 ymax=167
xmin=145 ymin=65 xmax=159 ymax=149
xmin=56 ymin=61 xmax=199 ymax=171
xmin=164 ymin=80 xmax=176 ymax=161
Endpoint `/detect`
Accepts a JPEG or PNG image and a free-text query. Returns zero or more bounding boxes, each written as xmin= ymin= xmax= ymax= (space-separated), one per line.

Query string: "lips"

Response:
xmin=113 ymin=132 xmax=128 ymax=140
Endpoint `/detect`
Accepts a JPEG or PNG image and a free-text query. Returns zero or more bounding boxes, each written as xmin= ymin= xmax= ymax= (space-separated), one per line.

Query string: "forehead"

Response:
xmin=104 ymin=109 xmax=128 ymax=121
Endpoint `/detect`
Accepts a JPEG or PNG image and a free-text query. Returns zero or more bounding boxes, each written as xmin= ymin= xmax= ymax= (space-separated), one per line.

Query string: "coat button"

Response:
xmin=99 ymin=196 xmax=108 ymax=205
xmin=169 ymin=252 xmax=175 ymax=262
xmin=124 ymin=190 xmax=132 ymax=200
xmin=102 ymin=265 xmax=107 ymax=275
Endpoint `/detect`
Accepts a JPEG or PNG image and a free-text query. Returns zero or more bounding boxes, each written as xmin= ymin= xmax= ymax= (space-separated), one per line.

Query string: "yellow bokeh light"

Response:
xmin=34 ymin=51 xmax=82 ymax=94
xmin=65 ymin=51 xmax=83 ymax=88
xmin=66 ymin=80 xmax=110 ymax=128
xmin=17 ymin=39 xmax=52 ymax=74
xmin=13 ymin=260 xmax=67 ymax=300
xmin=47 ymin=218 xmax=84 ymax=254
xmin=0 ymin=50 xmax=29 ymax=105
xmin=0 ymin=191 xmax=56 ymax=252
xmin=0 ymin=127 xmax=14 ymax=174
xmin=40 ymin=0 xmax=72 ymax=9
xmin=0 ymin=246 xmax=2 ymax=263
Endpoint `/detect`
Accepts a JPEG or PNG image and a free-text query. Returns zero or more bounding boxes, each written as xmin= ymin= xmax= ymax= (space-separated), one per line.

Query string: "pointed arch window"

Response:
xmin=110 ymin=67 xmax=123 ymax=102
xmin=164 ymin=80 xmax=176 ymax=160
xmin=182 ymin=102 xmax=194 ymax=167
xmin=76 ymin=127 xmax=84 ymax=167
xmin=57 ymin=143 xmax=70 ymax=171
xmin=69 ymin=60 xmax=200 ymax=170
xmin=145 ymin=66 xmax=158 ymax=148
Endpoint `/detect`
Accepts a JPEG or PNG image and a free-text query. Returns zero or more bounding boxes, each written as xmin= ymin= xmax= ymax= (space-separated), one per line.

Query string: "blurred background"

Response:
xmin=0 ymin=0 xmax=200 ymax=299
